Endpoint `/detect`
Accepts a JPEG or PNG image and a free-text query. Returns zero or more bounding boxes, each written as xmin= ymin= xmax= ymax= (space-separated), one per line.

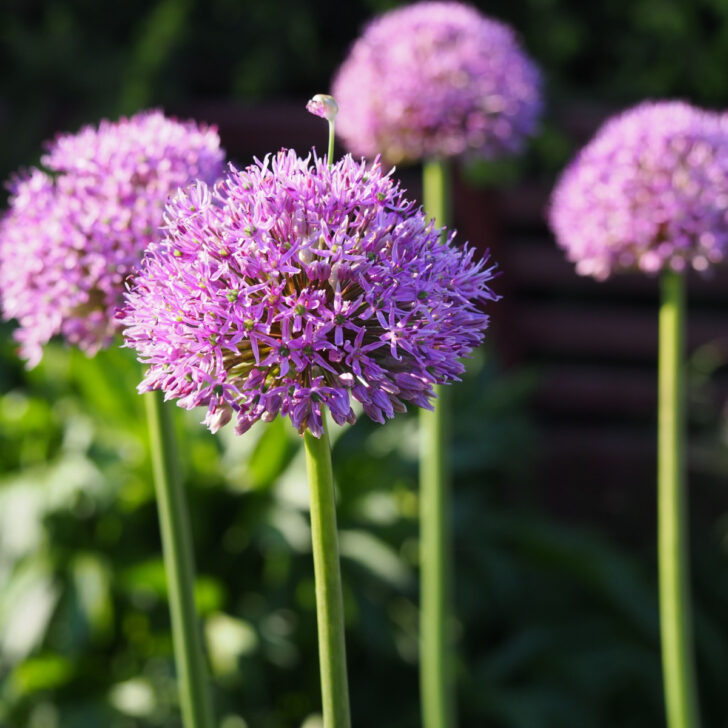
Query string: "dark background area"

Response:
xmin=0 ymin=1 xmax=727 ymax=727
xmin=6 ymin=0 xmax=728 ymax=178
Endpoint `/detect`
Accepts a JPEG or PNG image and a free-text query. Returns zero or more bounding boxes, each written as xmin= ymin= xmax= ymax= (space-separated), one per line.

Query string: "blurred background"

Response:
xmin=1 ymin=0 xmax=728 ymax=726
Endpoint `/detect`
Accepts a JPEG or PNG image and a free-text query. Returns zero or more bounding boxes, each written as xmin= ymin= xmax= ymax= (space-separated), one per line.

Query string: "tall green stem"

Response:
xmin=658 ymin=270 xmax=701 ymax=728
xmin=303 ymin=423 xmax=351 ymax=728
xmin=420 ymin=158 xmax=455 ymax=728
xmin=144 ymin=389 xmax=215 ymax=728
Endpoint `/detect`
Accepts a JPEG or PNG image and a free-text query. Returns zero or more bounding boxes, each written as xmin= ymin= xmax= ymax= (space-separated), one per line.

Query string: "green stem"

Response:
xmin=144 ymin=389 xmax=215 ymax=728
xmin=420 ymin=158 xmax=455 ymax=728
xmin=327 ymin=119 xmax=336 ymax=167
xmin=303 ymin=423 xmax=352 ymax=728
xmin=658 ymin=270 xmax=701 ymax=728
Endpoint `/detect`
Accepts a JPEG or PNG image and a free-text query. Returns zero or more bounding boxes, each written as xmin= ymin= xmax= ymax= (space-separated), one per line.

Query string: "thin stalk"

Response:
xmin=420 ymin=158 xmax=455 ymax=728
xmin=658 ymin=270 xmax=701 ymax=728
xmin=144 ymin=389 xmax=215 ymax=728
xmin=303 ymin=423 xmax=352 ymax=728
xmin=327 ymin=119 xmax=336 ymax=167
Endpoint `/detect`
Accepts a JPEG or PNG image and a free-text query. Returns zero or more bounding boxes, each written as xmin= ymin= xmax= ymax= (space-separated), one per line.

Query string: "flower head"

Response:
xmin=122 ymin=149 xmax=498 ymax=437
xmin=549 ymin=101 xmax=728 ymax=280
xmin=331 ymin=1 xmax=542 ymax=165
xmin=0 ymin=110 xmax=224 ymax=366
xmin=307 ymin=94 xmax=339 ymax=122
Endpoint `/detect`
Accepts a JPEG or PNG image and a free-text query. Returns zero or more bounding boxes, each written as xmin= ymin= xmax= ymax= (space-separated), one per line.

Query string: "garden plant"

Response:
xmin=0 ymin=1 xmax=727 ymax=727
xmin=332 ymin=5 xmax=540 ymax=725
xmin=550 ymin=100 xmax=728 ymax=728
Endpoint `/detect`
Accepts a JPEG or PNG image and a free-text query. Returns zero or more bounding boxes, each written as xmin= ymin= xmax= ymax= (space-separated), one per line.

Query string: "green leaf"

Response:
xmin=10 ymin=653 xmax=74 ymax=696
xmin=339 ymin=530 xmax=412 ymax=589
xmin=71 ymin=553 xmax=113 ymax=641
xmin=0 ymin=557 xmax=59 ymax=661
xmin=205 ymin=612 xmax=259 ymax=677
xmin=108 ymin=677 xmax=157 ymax=718
xmin=245 ymin=417 xmax=297 ymax=491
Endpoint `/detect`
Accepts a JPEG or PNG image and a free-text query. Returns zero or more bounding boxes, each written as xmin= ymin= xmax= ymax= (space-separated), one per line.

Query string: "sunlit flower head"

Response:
xmin=331 ymin=1 xmax=542 ymax=165
xmin=0 ymin=110 xmax=224 ymax=366
xmin=549 ymin=100 xmax=728 ymax=280
xmin=122 ymin=149 xmax=498 ymax=437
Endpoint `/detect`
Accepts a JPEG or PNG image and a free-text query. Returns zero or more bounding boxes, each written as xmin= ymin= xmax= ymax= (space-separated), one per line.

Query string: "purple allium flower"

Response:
xmin=0 ymin=110 xmax=224 ymax=366
xmin=331 ymin=1 xmax=542 ymax=165
xmin=549 ymin=101 xmax=728 ymax=280
xmin=122 ymin=149 xmax=498 ymax=437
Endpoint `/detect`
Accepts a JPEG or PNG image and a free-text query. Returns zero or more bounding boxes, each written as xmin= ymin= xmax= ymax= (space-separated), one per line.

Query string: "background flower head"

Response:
xmin=122 ymin=149 xmax=498 ymax=437
xmin=549 ymin=100 xmax=728 ymax=280
xmin=331 ymin=1 xmax=542 ymax=165
xmin=0 ymin=110 xmax=224 ymax=366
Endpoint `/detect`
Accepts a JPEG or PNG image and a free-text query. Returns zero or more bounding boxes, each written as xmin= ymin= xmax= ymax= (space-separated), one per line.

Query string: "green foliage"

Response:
xmin=0 ymin=337 xmax=725 ymax=727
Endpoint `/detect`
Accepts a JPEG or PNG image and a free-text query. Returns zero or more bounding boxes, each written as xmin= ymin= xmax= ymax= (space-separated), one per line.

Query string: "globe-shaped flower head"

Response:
xmin=122 ymin=149 xmax=498 ymax=437
xmin=331 ymin=1 xmax=542 ymax=164
xmin=0 ymin=111 xmax=224 ymax=366
xmin=549 ymin=101 xmax=728 ymax=280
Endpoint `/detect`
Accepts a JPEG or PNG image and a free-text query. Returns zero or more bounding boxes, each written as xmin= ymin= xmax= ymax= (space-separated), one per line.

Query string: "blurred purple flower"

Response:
xmin=122 ymin=149 xmax=498 ymax=437
xmin=331 ymin=1 xmax=542 ymax=165
xmin=0 ymin=110 xmax=224 ymax=366
xmin=549 ymin=100 xmax=728 ymax=280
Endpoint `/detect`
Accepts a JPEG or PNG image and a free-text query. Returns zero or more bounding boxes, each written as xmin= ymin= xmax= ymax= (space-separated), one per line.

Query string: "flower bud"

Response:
xmin=306 ymin=94 xmax=339 ymax=122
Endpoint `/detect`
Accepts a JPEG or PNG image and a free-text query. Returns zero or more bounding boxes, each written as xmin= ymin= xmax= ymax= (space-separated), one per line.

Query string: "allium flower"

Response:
xmin=549 ymin=101 xmax=728 ymax=280
xmin=0 ymin=110 xmax=224 ymax=366
xmin=122 ymin=150 xmax=498 ymax=437
xmin=331 ymin=1 xmax=542 ymax=164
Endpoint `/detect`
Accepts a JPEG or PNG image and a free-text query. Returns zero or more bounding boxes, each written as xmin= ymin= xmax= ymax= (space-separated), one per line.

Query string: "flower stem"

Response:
xmin=327 ymin=119 xmax=336 ymax=168
xmin=144 ymin=389 xmax=215 ymax=728
xmin=303 ymin=423 xmax=352 ymax=728
xmin=658 ymin=270 xmax=702 ymax=728
xmin=420 ymin=158 xmax=455 ymax=728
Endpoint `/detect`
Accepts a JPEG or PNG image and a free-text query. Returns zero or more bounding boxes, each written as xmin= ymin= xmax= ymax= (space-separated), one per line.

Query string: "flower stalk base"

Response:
xmin=145 ymin=389 xmax=215 ymax=728
xmin=304 ymin=424 xmax=352 ymax=728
